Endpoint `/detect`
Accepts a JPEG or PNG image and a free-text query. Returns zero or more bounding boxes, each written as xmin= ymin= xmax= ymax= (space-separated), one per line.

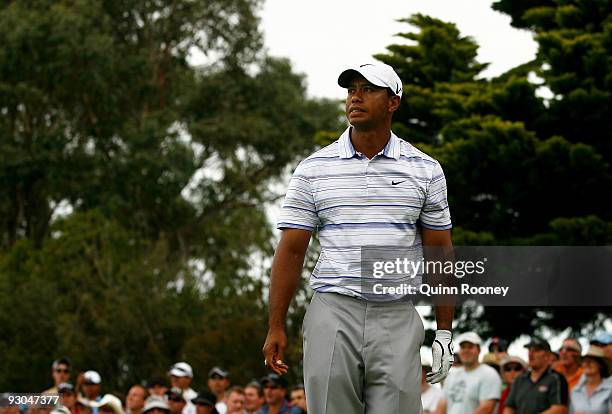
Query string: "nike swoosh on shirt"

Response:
xmin=392 ymin=180 xmax=407 ymax=185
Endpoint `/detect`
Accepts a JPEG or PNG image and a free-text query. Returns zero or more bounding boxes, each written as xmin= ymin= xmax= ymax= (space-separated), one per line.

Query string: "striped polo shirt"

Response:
xmin=277 ymin=126 xmax=452 ymax=298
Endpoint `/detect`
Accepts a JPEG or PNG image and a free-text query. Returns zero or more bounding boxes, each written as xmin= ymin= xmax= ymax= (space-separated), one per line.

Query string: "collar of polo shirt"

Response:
xmin=338 ymin=127 xmax=402 ymax=160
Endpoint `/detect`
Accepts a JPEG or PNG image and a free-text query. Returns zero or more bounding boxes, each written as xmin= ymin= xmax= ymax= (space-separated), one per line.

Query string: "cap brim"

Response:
xmin=338 ymin=68 xmax=388 ymax=89
xmin=169 ymin=368 xmax=190 ymax=377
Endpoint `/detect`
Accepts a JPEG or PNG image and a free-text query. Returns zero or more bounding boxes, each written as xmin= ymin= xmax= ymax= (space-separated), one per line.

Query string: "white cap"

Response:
xmin=143 ymin=396 xmax=170 ymax=413
xmin=455 ymin=332 xmax=482 ymax=346
xmin=89 ymin=394 xmax=124 ymax=414
xmin=83 ymin=370 xmax=102 ymax=385
xmin=338 ymin=62 xmax=403 ymax=98
xmin=169 ymin=362 xmax=193 ymax=378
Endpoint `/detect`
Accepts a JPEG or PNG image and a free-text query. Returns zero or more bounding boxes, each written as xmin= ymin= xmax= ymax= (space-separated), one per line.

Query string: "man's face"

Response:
xmin=52 ymin=364 xmax=70 ymax=385
xmin=148 ymin=385 xmax=168 ymax=397
xmin=559 ymin=340 xmax=581 ymax=367
xmin=263 ymin=383 xmax=285 ymax=405
xmin=170 ymin=376 xmax=191 ymax=390
xmin=126 ymin=386 xmax=147 ymax=410
xmin=289 ymin=389 xmax=306 ymax=411
xmin=194 ymin=404 xmax=214 ymax=414
xmin=82 ymin=383 xmax=101 ymax=399
xmin=458 ymin=342 xmax=480 ymax=366
xmin=207 ymin=375 xmax=229 ymax=396
xmin=167 ymin=397 xmax=185 ymax=414
xmin=60 ymin=391 xmax=76 ymax=409
xmin=244 ymin=386 xmax=264 ymax=411
xmin=345 ymin=76 xmax=398 ymax=130
xmin=226 ymin=391 xmax=244 ymax=414
xmin=501 ymin=363 xmax=525 ymax=385
xmin=528 ymin=347 xmax=550 ymax=369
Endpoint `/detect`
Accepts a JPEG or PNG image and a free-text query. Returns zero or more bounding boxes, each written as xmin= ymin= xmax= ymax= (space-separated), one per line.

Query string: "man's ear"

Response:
xmin=388 ymin=95 xmax=401 ymax=113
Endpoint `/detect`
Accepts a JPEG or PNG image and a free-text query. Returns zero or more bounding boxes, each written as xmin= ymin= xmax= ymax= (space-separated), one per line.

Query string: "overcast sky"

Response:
xmin=260 ymin=0 xmax=538 ymax=99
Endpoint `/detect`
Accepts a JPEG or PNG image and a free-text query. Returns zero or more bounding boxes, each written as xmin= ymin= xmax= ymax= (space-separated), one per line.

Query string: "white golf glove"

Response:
xmin=426 ymin=329 xmax=454 ymax=384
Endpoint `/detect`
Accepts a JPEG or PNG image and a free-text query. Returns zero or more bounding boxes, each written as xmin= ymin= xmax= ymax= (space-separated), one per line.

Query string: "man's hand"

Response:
xmin=262 ymin=327 xmax=289 ymax=375
xmin=427 ymin=329 xmax=454 ymax=384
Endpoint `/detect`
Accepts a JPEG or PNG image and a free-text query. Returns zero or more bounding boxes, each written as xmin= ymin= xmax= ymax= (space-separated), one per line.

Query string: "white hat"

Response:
xmin=89 ymin=394 xmax=124 ymax=414
xmin=455 ymin=332 xmax=482 ymax=346
xmin=143 ymin=396 xmax=170 ymax=413
xmin=169 ymin=362 xmax=193 ymax=378
xmin=83 ymin=370 xmax=102 ymax=385
xmin=51 ymin=407 xmax=71 ymax=414
xmin=338 ymin=62 xmax=403 ymax=98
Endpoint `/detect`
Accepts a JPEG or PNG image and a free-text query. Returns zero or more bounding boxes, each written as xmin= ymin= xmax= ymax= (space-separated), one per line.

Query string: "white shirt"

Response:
xmin=443 ymin=364 xmax=502 ymax=414
xmin=423 ymin=384 xmax=444 ymax=413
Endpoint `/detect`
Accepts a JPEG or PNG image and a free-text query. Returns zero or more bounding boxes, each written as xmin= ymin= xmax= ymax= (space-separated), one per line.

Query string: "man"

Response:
xmin=224 ymin=388 xmax=245 ymax=414
xmin=147 ymin=378 xmax=169 ymax=398
xmin=498 ymin=356 xmax=527 ymax=414
xmin=191 ymin=392 xmax=218 ymax=414
xmin=262 ymin=62 xmax=455 ymax=413
xmin=207 ymin=367 xmax=230 ymax=414
xmin=80 ymin=371 xmax=103 ymax=414
xmin=420 ymin=362 xmax=443 ymax=414
xmin=438 ymin=332 xmax=501 ymax=414
xmin=57 ymin=383 xmax=78 ymax=414
xmin=244 ymin=382 xmax=265 ymax=414
xmin=44 ymin=358 xmax=72 ymax=394
xmin=142 ymin=396 xmax=171 ymax=414
xmin=169 ymin=363 xmax=197 ymax=414
xmin=288 ymin=386 xmax=306 ymax=413
xmin=503 ymin=337 xmax=568 ymax=414
xmin=257 ymin=375 xmax=301 ymax=414
xmin=125 ymin=385 xmax=148 ymax=414
xmin=89 ymin=395 xmax=124 ymax=414
xmin=552 ymin=338 xmax=584 ymax=391
xmin=166 ymin=388 xmax=186 ymax=414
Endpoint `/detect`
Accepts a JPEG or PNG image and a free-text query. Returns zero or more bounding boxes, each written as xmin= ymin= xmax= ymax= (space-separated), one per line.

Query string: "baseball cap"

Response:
xmin=260 ymin=374 xmax=288 ymax=389
xmin=208 ymin=367 xmax=228 ymax=379
xmin=89 ymin=394 xmax=124 ymax=414
xmin=455 ymin=332 xmax=482 ymax=346
xmin=83 ymin=370 xmax=102 ymax=385
xmin=58 ymin=382 xmax=75 ymax=393
xmin=500 ymin=356 xmax=527 ymax=369
xmin=524 ymin=336 xmax=551 ymax=351
xmin=169 ymin=362 xmax=193 ymax=378
xmin=338 ymin=62 xmax=403 ymax=98
xmin=191 ymin=391 xmax=216 ymax=406
xmin=591 ymin=332 xmax=612 ymax=346
xmin=143 ymin=396 xmax=170 ymax=414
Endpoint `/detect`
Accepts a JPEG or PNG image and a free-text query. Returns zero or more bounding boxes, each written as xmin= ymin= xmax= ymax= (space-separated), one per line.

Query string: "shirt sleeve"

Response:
xmin=479 ymin=367 xmax=503 ymax=401
xmin=419 ymin=161 xmax=452 ymax=230
xmin=277 ymin=161 xmax=319 ymax=231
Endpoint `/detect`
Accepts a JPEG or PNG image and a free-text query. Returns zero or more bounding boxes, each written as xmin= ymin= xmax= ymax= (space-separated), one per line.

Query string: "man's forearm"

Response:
xmin=268 ymin=232 xmax=310 ymax=329
xmin=474 ymin=400 xmax=497 ymax=414
xmin=434 ymin=305 xmax=454 ymax=331
xmin=540 ymin=405 xmax=568 ymax=414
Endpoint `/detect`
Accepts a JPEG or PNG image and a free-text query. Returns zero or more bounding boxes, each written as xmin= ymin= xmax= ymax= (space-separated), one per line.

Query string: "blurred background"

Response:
xmin=0 ymin=0 xmax=610 ymax=393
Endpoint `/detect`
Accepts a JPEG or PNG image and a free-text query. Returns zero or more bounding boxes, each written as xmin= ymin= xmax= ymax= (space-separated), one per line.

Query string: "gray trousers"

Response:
xmin=303 ymin=292 xmax=425 ymax=414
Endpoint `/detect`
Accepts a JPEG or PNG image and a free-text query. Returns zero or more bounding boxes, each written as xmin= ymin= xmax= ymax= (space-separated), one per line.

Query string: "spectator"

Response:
xmin=289 ymin=385 xmax=307 ymax=413
xmin=503 ymin=336 xmax=568 ymax=414
xmin=142 ymin=396 xmax=170 ymax=414
xmin=257 ymin=374 xmax=301 ymax=414
xmin=191 ymin=391 xmax=218 ymax=414
xmin=166 ymin=388 xmax=186 ymax=414
xmin=125 ymin=385 xmax=148 ymax=414
xmin=147 ymin=378 xmax=169 ymax=398
xmin=244 ymin=382 xmax=264 ymax=414
xmin=570 ymin=346 xmax=612 ymax=414
xmin=489 ymin=338 xmax=509 ymax=362
xmin=591 ymin=333 xmax=612 ymax=360
xmin=498 ymin=357 xmax=527 ymax=414
xmin=89 ymin=395 xmax=124 ymax=414
xmin=483 ymin=353 xmax=502 ymax=374
xmin=439 ymin=332 xmax=501 ymax=414
xmin=80 ymin=371 xmax=103 ymax=414
xmin=58 ymin=383 xmax=78 ymax=414
xmin=553 ymin=338 xmax=584 ymax=391
xmin=420 ymin=361 xmax=443 ymax=414
xmin=44 ymin=358 xmax=72 ymax=394
xmin=169 ymin=363 xmax=196 ymax=414
xmin=224 ymin=388 xmax=244 ymax=414
xmin=207 ymin=368 xmax=230 ymax=414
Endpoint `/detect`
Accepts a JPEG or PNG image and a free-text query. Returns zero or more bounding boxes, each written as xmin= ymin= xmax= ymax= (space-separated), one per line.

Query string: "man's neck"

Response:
xmin=563 ymin=363 xmax=579 ymax=375
xmin=268 ymin=400 xmax=283 ymax=414
xmin=464 ymin=361 xmax=480 ymax=372
xmin=350 ymin=126 xmax=391 ymax=159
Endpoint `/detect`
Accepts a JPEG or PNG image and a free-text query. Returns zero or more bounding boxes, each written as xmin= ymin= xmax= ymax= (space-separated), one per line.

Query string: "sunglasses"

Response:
xmin=55 ymin=368 xmax=70 ymax=373
xmin=560 ymin=346 xmax=579 ymax=353
xmin=263 ymin=385 xmax=279 ymax=390
xmin=503 ymin=365 xmax=524 ymax=372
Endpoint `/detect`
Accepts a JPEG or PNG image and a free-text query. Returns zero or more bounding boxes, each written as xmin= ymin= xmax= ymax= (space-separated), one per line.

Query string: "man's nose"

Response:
xmin=351 ymin=91 xmax=363 ymax=102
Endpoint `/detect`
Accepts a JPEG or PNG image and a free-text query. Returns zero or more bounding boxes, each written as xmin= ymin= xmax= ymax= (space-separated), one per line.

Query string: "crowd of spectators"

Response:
xmin=1 ymin=332 xmax=610 ymax=414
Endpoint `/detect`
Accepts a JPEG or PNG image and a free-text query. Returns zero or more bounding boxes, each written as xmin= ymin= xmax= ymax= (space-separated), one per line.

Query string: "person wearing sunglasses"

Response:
xmin=258 ymin=375 xmax=302 ymax=414
xmin=552 ymin=338 xmax=585 ymax=392
xmin=498 ymin=357 xmax=527 ymax=414
xmin=44 ymin=358 xmax=72 ymax=395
